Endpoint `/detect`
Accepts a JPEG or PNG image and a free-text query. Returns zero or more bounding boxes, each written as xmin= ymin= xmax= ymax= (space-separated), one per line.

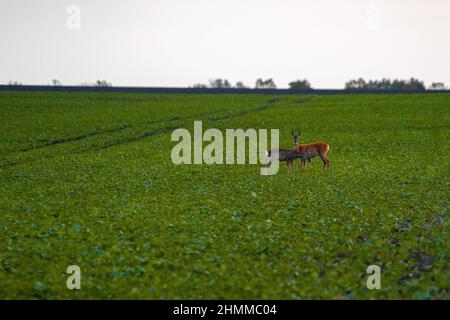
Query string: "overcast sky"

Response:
xmin=1 ymin=0 xmax=449 ymax=88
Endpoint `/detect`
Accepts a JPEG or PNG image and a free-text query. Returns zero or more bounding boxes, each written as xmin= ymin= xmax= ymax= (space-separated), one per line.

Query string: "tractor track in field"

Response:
xmin=2 ymin=114 xmax=206 ymax=156
xmin=0 ymin=98 xmax=284 ymax=169
xmin=15 ymin=124 xmax=132 ymax=153
xmin=203 ymin=98 xmax=280 ymax=121
xmin=5 ymin=98 xmax=281 ymax=155
xmin=92 ymin=98 xmax=281 ymax=151
xmin=70 ymin=98 xmax=281 ymax=152
xmin=2 ymin=116 xmax=185 ymax=156
xmin=95 ymin=126 xmax=180 ymax=151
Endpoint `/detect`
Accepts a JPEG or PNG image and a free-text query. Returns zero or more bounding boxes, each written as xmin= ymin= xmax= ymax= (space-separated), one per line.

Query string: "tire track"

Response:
xmin=92 ymin=98 xmax=281 ymax=151
xmin=5 ymin=98 xmax=280 ymax=155
xmin=4 ymin=114 xmax=205 ymax=156
xmin=16 ymin=124 xmax=131 ymax=153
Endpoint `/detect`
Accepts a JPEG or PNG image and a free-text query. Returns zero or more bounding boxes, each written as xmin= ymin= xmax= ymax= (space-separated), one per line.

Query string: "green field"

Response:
xmin=0 ymin=91 xmax=448 ymax=299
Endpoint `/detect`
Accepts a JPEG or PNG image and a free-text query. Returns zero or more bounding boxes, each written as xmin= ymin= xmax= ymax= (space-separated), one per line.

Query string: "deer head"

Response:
xmin=291 ymin=130 xmax=301 ymax=146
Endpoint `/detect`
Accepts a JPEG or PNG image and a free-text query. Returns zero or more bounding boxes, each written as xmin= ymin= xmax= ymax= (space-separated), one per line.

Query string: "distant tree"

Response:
xmin=346 ymin=77 xmax=425 ymax=91
xmin=356 ymin=78 xmax=368 ymax=89
xmin=288 ymin=79 xmax=312 ymax=89
xmin=223 ymin=79 xmax=232 ymax=89
xmin=208 ymin=78 xmax=232 ymax=89
xmin=95 ymin=80 xmax=112 ymax=87
xmin=378 ymin=78 xmax=392 ymax=90
xmin=209 ymin=78 xmax=223 ymax=88
xmin=255 ymin=78 xmax=276 ymax=89
xmin=402 ymin=78 xmax=425 ymax=91
xmin=193 ymin=80 xmax=246 ymax=89
xmin=266 ymin=78 xmax=277 ymax=89
xmin=235 ymin=81 xmax=248 ymax=89
xmin=429 ymin=82 xmax=446 ymax=90
xmin=52 ymin=79 xmax=62 ymax=86
xmin=390 ymin=79 xmax=406 ymax=91
xmin=8 ymin=81 xmax=22 ymax=86
xmin=345 ymin=78 xmax=368 ymax=90
xmin=207 ymin=78 xmax=234 ymax=89
xmin=367 ymin=78 xmax=391 ymax=90
xmin=191 ymin=83 xmax=208 ymax=88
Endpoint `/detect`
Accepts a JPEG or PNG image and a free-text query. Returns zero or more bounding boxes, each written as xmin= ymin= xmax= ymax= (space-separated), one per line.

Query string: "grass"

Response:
xmin=0 ymin=91 xmax=448 ymax=299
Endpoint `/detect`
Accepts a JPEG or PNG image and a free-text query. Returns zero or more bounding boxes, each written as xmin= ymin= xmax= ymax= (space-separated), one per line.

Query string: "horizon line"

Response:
xmin=1 ymin=84 xmax=449 ymax=95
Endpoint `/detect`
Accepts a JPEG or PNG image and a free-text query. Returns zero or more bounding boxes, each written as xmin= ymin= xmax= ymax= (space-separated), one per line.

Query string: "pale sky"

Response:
xmin=1 ymin=0 xmax=449 ymax=88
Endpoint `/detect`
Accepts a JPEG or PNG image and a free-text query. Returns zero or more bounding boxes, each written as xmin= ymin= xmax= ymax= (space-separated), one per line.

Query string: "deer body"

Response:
xmin=291 ymin=131 xmax=330 ymax=170
xmin=264 ymin=148 xmax=309 ymax=172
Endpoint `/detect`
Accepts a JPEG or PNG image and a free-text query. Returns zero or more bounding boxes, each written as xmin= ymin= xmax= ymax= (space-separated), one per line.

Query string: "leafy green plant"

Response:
xmin=0 ymin=91 xmax=448 ymax=299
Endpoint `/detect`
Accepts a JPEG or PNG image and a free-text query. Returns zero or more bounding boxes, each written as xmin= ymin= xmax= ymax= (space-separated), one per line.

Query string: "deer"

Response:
xmin=291 ymin=130 xmax=330 ymax=170
xmin=262 ymin=148 xmax=310 ymax=173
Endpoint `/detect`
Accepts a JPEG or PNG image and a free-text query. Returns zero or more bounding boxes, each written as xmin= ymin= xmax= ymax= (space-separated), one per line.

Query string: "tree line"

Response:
xmin=344 ymin=77 xmax=447 ymax=91
xmin=193 ymin=78 xmax=446 ymax=91
xmin=5 ymin=79 xmax=112 ymax=87
xmin=4 ymin=78 xmax=447 ymax=90
xmin=192 ymin=78 xmax=312 ymax=89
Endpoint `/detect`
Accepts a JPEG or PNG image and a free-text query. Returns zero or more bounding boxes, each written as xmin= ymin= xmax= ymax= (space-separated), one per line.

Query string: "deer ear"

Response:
xmin=291 ymin=130 xmax=294 ymax=136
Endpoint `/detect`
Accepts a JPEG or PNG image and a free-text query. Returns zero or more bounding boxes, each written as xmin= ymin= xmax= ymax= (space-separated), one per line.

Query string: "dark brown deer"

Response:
xmin=262 ymin=148 xmax=310 ymax=173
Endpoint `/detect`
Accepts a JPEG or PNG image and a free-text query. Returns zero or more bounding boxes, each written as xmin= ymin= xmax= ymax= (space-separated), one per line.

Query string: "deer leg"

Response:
xmin=290 ymin=160 xmax=295 ymax=173
xmin=300 ymin=158 xmax=306 ymax=171
xmin=318 ymin=152 xmax=328 ymax=170
xmin=323 ymin=153 xmax=330 ymax=168
xmin=323 ymin=149 xmax=330 ymax=168
xmin=286 ymin=160 xmax=292 ymax=173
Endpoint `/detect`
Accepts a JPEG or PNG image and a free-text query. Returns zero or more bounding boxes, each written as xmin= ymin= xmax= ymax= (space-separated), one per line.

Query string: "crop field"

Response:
xmin=0 ymin=91 xmax=448 ymax=299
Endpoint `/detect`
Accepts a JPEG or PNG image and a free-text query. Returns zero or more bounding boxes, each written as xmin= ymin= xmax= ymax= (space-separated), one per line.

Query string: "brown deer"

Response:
xmin=262 ymin=148 xmax=310 ymax=173
xmin=292 ymin=130 xmax=330 ymax=170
